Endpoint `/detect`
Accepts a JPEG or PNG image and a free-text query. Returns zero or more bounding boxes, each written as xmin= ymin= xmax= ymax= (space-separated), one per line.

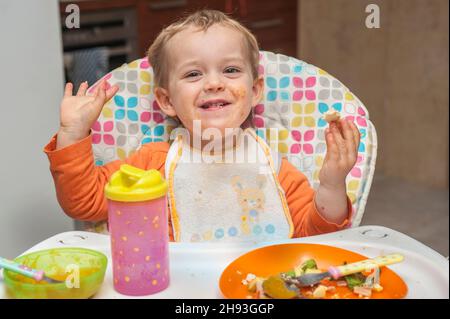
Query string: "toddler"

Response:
xmin=45 ymin=10 xmax=360 ymax=242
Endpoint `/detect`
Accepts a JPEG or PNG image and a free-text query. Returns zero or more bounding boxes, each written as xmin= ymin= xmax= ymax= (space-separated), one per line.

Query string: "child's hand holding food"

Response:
xmin=56 ymin=80 xmax=119 ymax=149
xmin=319 ymin=119 xmax=360 ymax=188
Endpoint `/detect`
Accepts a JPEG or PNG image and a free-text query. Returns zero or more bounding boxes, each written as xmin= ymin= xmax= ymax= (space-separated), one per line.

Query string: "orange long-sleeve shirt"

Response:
xmin=44 ymin=134 xmax=350 ymax=240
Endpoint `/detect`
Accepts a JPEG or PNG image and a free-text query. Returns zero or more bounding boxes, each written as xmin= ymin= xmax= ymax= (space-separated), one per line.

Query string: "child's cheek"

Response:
xmin=230 ymin=86 xmax=247 ymax=100
xmin=230 ymin=86 xmax=251 ymax=118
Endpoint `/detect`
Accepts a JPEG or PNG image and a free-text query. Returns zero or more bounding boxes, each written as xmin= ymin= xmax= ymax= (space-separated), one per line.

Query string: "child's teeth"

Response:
xmin=204 ymin=102 xmax=226 ymax=108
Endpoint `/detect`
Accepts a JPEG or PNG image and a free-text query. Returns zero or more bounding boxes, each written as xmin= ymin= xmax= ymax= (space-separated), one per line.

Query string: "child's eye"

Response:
xmin=186 ymin=71 xmax=201 ymax=78
xmin=224 ymin=67 xmax=240 ymax=74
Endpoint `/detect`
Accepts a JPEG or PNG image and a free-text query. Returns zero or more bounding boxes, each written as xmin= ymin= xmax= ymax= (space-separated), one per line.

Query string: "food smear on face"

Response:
xmin=230 ymin=86 xmax=246 ymax=99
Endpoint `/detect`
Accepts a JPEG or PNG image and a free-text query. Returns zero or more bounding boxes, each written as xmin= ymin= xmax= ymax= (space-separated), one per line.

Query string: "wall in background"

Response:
xmin=0 ymin=0 xmax=73 ymax=257
xmin=297 ymin=0 xmax=449 ymax=188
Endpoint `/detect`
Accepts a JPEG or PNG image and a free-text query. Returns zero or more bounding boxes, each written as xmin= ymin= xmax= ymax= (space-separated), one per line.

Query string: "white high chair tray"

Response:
xmin=1 ymin=225 xmax=448 ymax=299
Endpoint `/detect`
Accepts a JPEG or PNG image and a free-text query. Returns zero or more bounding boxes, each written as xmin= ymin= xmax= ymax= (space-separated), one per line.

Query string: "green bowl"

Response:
xmin=3 ymin=247 xmax=107 ymax=299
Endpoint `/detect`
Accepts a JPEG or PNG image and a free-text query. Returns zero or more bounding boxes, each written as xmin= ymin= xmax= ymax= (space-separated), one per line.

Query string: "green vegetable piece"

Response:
xmin=344 ymin=273 xmax=366 ymax=289
xmin=301 ymin=259 xmax=318 ymax=273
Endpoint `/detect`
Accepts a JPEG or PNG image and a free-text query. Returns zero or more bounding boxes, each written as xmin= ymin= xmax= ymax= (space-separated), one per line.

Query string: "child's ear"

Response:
xmin=251 ymin=75 xmax=264 ymax=106
xmin=154 ymin=87 xmax=177 ymax=117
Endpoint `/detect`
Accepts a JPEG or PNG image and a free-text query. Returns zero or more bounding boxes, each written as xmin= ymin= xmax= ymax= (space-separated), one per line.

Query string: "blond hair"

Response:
xmin=147 ymin=9 xmax=260 ymax=88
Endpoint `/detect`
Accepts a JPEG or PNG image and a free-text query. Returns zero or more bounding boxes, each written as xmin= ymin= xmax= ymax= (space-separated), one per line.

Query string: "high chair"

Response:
xmin=82 ymin=51 xmax=377 ymax=234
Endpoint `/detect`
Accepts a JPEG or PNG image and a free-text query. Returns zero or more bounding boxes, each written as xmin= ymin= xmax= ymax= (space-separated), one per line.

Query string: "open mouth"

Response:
xmin=199 ymin=100 xmax=231 ymax=110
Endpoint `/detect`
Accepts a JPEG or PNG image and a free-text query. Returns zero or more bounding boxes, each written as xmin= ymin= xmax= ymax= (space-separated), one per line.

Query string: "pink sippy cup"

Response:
xmin=105 ymin=164 xmax=169 ymax=296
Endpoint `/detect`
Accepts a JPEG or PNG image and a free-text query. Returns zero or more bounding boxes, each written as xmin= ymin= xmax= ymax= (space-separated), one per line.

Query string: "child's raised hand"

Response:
xmin=318 ymin=119 xmax=361 ymax=190
xmin=57 ymin=80 xmax=119 ymax=149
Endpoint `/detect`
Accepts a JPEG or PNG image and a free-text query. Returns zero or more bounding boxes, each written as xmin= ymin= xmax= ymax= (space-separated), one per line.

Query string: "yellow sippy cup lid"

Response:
xmin=105 ymin=164 xmax=168 ymax=202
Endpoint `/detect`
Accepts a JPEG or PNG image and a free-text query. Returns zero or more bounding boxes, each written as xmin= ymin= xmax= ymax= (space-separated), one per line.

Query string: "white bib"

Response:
xmin=165 ymin=129 xmax=294 ymax=243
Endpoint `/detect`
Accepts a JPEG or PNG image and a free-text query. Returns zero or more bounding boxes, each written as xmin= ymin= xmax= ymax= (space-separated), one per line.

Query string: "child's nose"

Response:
xmin=203 ymin=75 xmax=225 ymax=92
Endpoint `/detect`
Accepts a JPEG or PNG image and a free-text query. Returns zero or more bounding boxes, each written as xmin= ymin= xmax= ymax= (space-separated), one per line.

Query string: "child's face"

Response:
xmin=155 ymin=24 xmax=263 ymax=138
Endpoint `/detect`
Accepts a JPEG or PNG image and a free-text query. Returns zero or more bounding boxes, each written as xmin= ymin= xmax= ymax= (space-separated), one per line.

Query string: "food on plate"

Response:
xmin=242 ymin=258 xmax=383 ymax=299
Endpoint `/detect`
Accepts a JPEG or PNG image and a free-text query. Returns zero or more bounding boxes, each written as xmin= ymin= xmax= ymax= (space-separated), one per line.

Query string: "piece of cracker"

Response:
xmin=323 ymin=109 xmax=341 ymax=123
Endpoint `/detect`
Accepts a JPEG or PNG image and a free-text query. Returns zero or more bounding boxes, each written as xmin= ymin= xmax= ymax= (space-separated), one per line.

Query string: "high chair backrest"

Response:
xmin=84 ymin=51 xmax=377 ymax=233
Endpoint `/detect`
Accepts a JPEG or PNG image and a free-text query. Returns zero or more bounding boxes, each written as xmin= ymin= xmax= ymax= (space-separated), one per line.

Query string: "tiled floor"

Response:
xmin=361 ymin=174 xmax=449 ymax=257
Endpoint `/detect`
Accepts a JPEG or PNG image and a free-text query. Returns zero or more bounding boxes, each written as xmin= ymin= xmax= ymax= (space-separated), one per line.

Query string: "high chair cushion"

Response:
xmin=85 ymin=51 xmax=377 ymax=232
